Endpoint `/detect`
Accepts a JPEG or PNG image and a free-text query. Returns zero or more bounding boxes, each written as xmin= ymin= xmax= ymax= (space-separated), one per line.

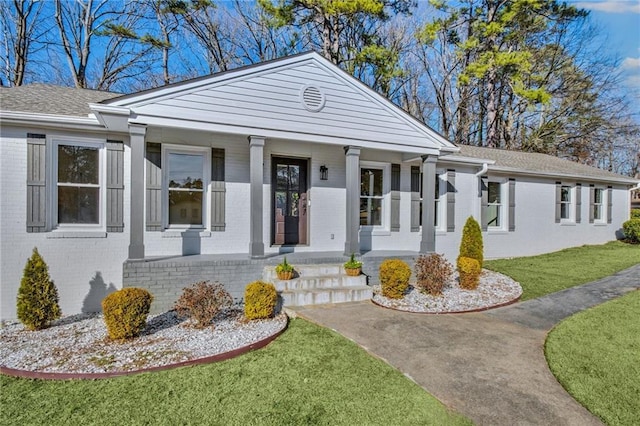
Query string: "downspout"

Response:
xmin=475 ymin=163 xmax=489 ymax=221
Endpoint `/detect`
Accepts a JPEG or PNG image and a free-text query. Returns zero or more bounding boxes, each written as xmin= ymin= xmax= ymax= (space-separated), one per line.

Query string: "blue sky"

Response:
xmin=573 ymin=1 xmax=640 ymax=90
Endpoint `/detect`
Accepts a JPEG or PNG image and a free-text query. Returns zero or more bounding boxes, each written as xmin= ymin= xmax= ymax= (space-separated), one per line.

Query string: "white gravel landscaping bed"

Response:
xmin=0 ymin=309 xmax=287 ymax=374
xmin=372 ymin=269 xmax=522 ymax=313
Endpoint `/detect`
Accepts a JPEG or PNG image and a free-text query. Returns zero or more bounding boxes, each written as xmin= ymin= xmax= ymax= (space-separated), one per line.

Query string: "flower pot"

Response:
xmin=276 ymin=271 xmax=294 ymax=280
xmin=344 ymin=267 xmax=361 ymax=276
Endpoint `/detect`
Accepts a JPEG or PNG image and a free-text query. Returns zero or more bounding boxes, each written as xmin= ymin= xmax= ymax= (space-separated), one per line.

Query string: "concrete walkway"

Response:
xmin=293 ymin=264 xmax=639 ymax=426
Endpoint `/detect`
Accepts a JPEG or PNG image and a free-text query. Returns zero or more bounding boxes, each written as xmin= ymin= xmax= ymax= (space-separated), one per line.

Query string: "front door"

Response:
xmin=272 ymin=157 xmax=308 ymax=245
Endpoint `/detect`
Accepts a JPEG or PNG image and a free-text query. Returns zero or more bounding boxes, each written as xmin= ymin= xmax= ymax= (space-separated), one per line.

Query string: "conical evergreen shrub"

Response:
xmin=17 ymin=248 xmax=62 ymax=330
xmin=458 ymin=216 xmax=484 ymax=267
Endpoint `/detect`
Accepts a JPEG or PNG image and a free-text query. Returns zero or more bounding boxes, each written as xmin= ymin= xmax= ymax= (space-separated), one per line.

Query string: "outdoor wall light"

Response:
xmin=320 ymin=165 xmax=329 ymax=180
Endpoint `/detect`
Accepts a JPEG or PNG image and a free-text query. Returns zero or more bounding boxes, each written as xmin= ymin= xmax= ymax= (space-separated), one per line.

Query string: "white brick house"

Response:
xmin=1 ymin=52 xmax=637 ymax=318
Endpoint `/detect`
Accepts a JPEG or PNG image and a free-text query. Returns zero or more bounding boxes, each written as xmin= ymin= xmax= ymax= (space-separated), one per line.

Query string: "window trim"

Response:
xmin=162 ymin=144 xmax=211 ymax=230
xmin=359 ymin=161 xmax=390 ymax=232
xmin=48 ymin=135 xmax=107 ymax=232
xmin=560 ymin=184 xmax=575 ymax=223
xmin=486 ymin=178 xmax=508 ymax=231
xmin=593 ymin=186 xmax=606 ymax=224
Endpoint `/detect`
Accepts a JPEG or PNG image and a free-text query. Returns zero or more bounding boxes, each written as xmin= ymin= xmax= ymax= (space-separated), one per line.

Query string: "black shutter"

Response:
xmin=145 ymin=142 xmax=162 ymax=231
xmin=106 ymin=141 xmax=124 ymax=232
xmin=446 ymin=170 xmax=455 ymax=232
xmin=410 ymin=166 xmax=420 ymax=232
xmin=210 ymin=148 xmax=226 ymax=231
xmin=26 ymin=133 xmax=47 ymax=232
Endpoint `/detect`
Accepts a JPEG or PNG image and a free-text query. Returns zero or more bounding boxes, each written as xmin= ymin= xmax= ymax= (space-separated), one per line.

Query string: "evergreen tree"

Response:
xmin=458 ymin=216 xmax=483 ymax=267
xmin=17 ymin=248 xmax=62 ymax=330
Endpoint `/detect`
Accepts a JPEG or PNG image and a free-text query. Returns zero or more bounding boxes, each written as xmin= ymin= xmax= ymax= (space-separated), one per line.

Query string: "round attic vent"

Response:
xmin=300 ymin=85 xmax=326 ymax=112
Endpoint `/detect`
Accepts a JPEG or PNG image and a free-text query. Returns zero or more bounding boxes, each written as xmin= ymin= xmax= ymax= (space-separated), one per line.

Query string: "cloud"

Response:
xmin=621 ymin=57 xmax=640 ymax=70
xmin=619 ymin=57 xmax=640 ymax=88
xmin=574 ymin=1 xmax=640 ymax=13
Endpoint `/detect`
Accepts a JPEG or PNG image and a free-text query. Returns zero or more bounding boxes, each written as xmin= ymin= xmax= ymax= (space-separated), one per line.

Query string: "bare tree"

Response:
xmin=0 ymin=0 xmax=45 ymax=86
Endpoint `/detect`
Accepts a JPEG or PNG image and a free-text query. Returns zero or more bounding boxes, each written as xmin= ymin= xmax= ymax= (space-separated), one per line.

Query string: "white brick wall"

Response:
xmin=1 ymin=124 xmax=630 ymax=319
xmin=1 ymin=126 xmax=129 ymax=320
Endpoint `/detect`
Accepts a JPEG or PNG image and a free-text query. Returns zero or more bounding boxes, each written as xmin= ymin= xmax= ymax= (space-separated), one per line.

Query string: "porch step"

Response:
xmin=262 ymin=263 xmax=372 ymax=307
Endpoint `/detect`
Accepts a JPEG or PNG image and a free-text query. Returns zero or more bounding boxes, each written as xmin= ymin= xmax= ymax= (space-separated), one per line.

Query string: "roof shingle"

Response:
xmin=454 ymin=145 xmax=635 ymax=183
xmin=0 ymin=84 xmax=120 ymax=117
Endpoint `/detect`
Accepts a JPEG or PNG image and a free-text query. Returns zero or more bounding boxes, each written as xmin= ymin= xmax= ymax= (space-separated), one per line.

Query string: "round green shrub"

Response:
xmin=380 ymin=259 xmax=411 ymax=299
xmin=17 ymin=248 xmax=62 ymax=331
xmin=244 ymin=281 xmax=278 ymax=320
xmin=622 ymin=218 xmax=640 ymax=243
xmin=458 ymin=257 xmax=481 ymax=290
xmin=102 ymin=287 xmax=153 ymax=340
xmin=630 ymin=209 xmax=640 ymax=220
xmin=458 ymin=216 xmax=484 ymax=267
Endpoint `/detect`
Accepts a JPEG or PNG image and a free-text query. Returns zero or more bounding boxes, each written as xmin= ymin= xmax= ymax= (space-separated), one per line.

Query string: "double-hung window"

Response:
xmin=412 ymin=167 xmax=446 ymax=231
xmin=593 ymin=188 xmax=604 ymax=221
xmin=164 ymin=146 xmax=210 ymax=228
xmin=487 ymin=181 xmax=502 ymax=227
xmin=560 ymin=185 xmax=572 ymax=220
xmin=360 ymin=162 xmax=390 ymax=229
xmin=52 ymin=138 xmax=105 ymax=228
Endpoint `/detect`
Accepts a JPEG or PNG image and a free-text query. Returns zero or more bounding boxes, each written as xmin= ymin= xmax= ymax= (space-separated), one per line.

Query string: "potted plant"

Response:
xmin=343 ymin=253 xmax=362 ymax=276
xmin=275 ymin=257 xmax=295 ymax=280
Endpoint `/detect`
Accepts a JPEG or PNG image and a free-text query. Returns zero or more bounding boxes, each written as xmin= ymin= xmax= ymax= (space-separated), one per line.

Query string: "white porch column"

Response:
xmin=128 ymin=124 xmax=147 ymax=259
xmin=344 ymin=146 xmax=361 ymax=255
xmin=249 ymin=136 xmax=266 ymax=258
xmin=420 ymin=154 xmax=438 ymax=253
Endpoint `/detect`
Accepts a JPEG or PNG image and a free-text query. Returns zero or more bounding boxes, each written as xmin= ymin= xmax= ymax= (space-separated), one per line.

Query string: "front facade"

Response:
xmin=1 ymin=52 xmax=636 ymax=319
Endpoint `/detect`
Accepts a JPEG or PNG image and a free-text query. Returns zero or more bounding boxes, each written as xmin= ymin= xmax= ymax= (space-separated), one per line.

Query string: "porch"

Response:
xmin=123 ymin=250 xmax=418 ymax=313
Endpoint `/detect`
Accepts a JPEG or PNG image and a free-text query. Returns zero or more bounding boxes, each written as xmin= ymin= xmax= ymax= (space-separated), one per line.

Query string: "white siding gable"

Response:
xmin=109 ymin=53 xmax=453 ymax=152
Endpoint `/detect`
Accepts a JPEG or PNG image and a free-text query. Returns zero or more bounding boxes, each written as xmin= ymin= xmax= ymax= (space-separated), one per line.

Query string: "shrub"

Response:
xmin=102 ymin=287 xmax=153 ymax=340
xmin=244 ymin=281 xmax=278 ymax=320
xmin=458 ymin=257 xmax=481 ymax=290
xmin=17 ymin=248 xmax=62 ymax=331
xmin=631 ymin=209 xmax=640 ymax=220
xmin=622 ymin=219 xmax=640 ymax=243
xmin=174 ymin=281 xmax=232 ymax=328
xmin=458 ymin=216 xmax=484 ymax=267
xmin=414 ymin=253 xmax=454 ymax=296
xmin=380 ymin=259 xmax=411 ymax=299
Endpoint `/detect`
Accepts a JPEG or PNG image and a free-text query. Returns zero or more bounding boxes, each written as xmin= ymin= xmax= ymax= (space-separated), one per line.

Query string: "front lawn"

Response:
xmin=545 ymin=290 xmax=640 ymax=425
xmin=484 ymin=241 xmax=639 ymax=300
xmin=0 ymin=318 xmax=469 ymax=426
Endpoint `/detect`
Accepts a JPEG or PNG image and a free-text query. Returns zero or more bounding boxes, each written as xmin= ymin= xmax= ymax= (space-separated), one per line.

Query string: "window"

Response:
xmin=593 ymin=188 xmax=604 ymax=221
xmin=487 ymin=181 xmax=502 ymax=227
xmin=164 ymin=146 xmax=210 ymax=228
xmin=560 ymin=185 xmax=572 ymax=220
xmin=360 ymin=167 xmax=384 ymax=226
xmin=52 ymin=138 xmax=105 ymax=228
xmin=411 ymin=167 xmax=446 ymax=231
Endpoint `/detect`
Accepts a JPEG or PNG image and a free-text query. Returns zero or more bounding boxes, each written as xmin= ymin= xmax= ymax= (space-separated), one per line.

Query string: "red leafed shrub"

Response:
xmin=414 ymin=253 xmax=454 ymax=296
xmin=174 ymin=281 xmax=232 ymax=328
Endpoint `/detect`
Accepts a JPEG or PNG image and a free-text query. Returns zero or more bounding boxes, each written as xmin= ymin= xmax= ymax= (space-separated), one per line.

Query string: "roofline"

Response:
xmin=103 ymin=50 xmax=456 ymax=150
xmin=0 ymin=111 xmax=106 ymax=131
xmin=102 ymin=51 xmax=318 ymax=106
xmin=488 ymin=165 xmax=639 ymax=185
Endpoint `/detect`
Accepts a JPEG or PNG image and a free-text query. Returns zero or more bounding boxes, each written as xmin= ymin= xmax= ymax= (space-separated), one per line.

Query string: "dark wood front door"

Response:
xmin=272 ymin=157 xmax=308 ymax=245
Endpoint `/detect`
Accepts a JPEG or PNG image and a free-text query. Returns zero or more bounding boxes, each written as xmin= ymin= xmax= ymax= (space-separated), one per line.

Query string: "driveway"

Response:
xmin=293 ymin=264 xmax=639 ymax=425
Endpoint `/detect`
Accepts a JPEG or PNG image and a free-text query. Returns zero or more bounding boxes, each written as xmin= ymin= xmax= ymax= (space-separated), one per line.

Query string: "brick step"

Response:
xmin=280 ymin=285 xmax=373 ymax=307
xmin=271 ymin=274 xmax=366 ymax=291
xmin=263 ymin=264 xmax=355 ymax=282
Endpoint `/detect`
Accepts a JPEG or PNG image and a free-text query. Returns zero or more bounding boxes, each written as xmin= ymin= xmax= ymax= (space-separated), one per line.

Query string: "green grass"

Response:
xmin=0 ymin=319 xmax=469 ymax=426
xmin=484 ymin=241 xmax=639 ymax=300
xmin=545 ymin=290 xmax=640 ymax=425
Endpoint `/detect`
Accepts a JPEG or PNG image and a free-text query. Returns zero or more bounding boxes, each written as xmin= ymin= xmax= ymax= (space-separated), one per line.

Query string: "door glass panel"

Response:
xmin=289 ymin=165 xmax=300 ymax=190
xmin=168 ymin=153 xmax=203 ymax=189
xmin=275 ymin=191 xmax=286 ymax=215
xmin=290 ymin=192 xmax=300 ymax=217
xmin=169 ymin=191 xmax=202 ymax=225
xmin=276 ymin=165 xmax=289 ymax=190
xmin=58 ymin=145 xmax=99 ymax=184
